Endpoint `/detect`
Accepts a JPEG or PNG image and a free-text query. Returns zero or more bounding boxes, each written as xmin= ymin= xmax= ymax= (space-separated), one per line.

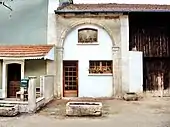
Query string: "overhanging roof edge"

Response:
xmin=55 ymin=9 xmax=170 ymax=14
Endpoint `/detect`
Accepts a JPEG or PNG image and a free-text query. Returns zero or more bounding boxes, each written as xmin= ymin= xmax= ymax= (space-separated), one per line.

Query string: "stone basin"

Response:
xmin=123 ymin=92 xmax=139 ymax=101
xmin=66 ymin=102 xmax=102 ymax=117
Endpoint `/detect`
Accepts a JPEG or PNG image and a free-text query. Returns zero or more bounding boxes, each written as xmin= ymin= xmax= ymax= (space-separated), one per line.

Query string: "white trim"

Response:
xmin=0 ymin=100 xmax=28 ymax=104
xmin=0 ymin=50 xmax=55 ymax=61
xmin=77 ymin=42 xmax=99 ymax=45
xmin=0 ymin=56 xmax=43 ymax=60
xmin=88 ymin=73 xmax=113 ymax=76
xmin=2 ymin=59 xmax=25 ymax=98
xmin=44 ymin=47 xmax=55 ymax=60
xmin=2 ymin=61 xmax=7 ymax=98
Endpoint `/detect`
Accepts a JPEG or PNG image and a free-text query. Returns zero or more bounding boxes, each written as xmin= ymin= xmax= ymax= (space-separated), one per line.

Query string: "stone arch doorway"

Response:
xmin=62 ymin=24 xmax=114 ymax=97
xmin=55 ymin=16 xmax=127 ymax=97
xmin=7 ymin=63 xmax=21 ymax=98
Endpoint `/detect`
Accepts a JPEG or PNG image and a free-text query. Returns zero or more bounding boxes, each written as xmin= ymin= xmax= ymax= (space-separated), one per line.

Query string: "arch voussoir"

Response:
xmin=59 ymin=19 xmax=116 ymax=47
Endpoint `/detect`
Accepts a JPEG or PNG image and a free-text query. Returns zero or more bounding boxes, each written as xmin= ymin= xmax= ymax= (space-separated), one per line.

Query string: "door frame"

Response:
xmin=63 ymin=60 xmax=78 ymax=97
xmin=2 ymin=60 xmax=24 ymax=98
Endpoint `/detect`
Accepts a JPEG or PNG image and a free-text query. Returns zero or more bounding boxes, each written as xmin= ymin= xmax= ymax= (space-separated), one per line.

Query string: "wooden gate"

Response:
xmin=130 ymin=26 xmax=170 ymax=96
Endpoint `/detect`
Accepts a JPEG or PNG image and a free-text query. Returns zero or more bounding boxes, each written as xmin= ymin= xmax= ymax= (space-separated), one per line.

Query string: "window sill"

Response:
xmin=77 ymin=42 xmax=99 ymax=45
xmin=88 ymin=73 xmax=113 ymax=76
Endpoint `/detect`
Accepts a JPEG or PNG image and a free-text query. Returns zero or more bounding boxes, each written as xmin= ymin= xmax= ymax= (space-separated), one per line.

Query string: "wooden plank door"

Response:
xmin=63 ymin=61 xmax=78 ymax=97
xmin=143 ymin=58 xmax=170 ymax=96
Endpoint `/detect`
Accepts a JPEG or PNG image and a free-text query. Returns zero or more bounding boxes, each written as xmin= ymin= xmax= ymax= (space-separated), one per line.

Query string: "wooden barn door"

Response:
xmin=130 ymin=26 xmax=170 ymax=97
xmin=63 ymin=61 xmax=78 ymax=97
xmin=143 ymin=58 xmax=170 ymax=96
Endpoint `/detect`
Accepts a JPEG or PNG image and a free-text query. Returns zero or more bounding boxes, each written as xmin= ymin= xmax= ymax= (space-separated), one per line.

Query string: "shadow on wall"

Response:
xmin=0 ymin=0 xmax=48 ymax=45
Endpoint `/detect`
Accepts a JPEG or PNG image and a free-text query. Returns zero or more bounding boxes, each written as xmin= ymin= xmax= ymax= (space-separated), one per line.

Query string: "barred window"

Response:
xmin=89 ymin=61 xmax=112 ymax=74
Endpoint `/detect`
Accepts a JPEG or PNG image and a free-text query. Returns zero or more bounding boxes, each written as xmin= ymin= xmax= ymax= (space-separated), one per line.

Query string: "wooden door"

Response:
xmin=8 ymin=81 xmax=20 ymax=98
xmin=63 ymin=61 xmax=78 ymax=97
xmin=7 ymin=64 xmax=21 ymax=98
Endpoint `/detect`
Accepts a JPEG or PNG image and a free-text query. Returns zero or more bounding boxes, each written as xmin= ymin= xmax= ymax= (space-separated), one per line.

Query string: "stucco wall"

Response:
xmin=0 ymin=0 xmax=48 ymax=45
xmin=63 ymin=25 xmax=113 ymax=97
xmin=0 ymin=60 xmax=2 ymax=89
xmin=25 ymin=60 xmax=46 ymax=87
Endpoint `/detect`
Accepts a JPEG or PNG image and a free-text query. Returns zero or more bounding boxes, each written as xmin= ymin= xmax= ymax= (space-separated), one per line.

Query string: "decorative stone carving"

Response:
xmin=78 ymin=28 xmax=98 ymax=43
xmin=112 ymin=46 xmax=120 ymax=53
xmin=56 ymin=47 xmax=64 ymax=52
xmin=66 ymin=102 xmax=102 ymax=116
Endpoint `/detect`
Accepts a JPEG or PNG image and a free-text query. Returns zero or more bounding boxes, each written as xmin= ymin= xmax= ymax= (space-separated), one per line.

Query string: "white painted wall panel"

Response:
xmin=129 ymin=51 xmax=143 ymax=93
xmin=63 ymin=25 xmax=113 ymax=97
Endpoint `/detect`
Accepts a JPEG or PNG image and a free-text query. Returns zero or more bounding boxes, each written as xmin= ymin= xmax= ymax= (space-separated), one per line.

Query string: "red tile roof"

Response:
xmin=0 ymin=45 xmax=54 ymax=57
xmin=56 ymin=3 xmax=170 ymax=12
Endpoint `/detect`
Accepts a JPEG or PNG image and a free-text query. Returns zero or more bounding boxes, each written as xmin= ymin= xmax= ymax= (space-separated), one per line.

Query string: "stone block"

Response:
xmin=0 ymin=105 xmax=19 ymax=117
xmin=66 ymin=102 xmax=102 ymax=117
xmin=123 ymin=92 xmax=139 ymax=101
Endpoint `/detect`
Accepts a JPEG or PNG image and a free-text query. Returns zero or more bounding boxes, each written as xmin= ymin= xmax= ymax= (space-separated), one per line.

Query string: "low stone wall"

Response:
xmin=0 ymin=105 xmax=19 ymax=117
xmin=0 ymin=97 xmax=45 ymax=115
xmin=0 ymin=75 xmax=55 ymax=115
xmin=40 ymin=75 xmax=54 ymax=103
xmin=66 ymin=102 xmax=102 ymax=117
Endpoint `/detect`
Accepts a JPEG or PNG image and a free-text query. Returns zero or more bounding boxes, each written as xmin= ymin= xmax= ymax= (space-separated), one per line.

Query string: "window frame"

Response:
xmin=88 ymin=60 xmax=113 ymax=75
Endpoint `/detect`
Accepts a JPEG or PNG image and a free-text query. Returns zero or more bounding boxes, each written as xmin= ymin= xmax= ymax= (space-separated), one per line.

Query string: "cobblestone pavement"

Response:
xmin=1 ymin=97 xmax=170 ymax=127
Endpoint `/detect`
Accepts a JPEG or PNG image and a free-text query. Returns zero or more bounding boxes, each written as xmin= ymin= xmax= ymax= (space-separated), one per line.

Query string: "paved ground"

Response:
xmin=1 ymin=97 xmax=170 ymax=127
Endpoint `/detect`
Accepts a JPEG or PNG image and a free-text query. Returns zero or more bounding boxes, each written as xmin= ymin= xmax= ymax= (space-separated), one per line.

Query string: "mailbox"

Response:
xmin=20 ymin=78 xmax=29 ymax=88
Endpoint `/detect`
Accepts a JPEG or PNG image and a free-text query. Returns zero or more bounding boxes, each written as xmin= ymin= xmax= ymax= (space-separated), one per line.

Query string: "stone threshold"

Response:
xmin=0 ymin=97 xmax=44 ymax=104
xmin=0 ymin=100 xmax=28 ymax=104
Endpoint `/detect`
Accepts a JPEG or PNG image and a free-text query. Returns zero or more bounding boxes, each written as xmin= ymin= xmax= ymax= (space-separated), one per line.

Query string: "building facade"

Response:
xmin=2 ymin=1 xmax=170 ymax=99
xmin=53 ymin=3 xmax=170 ymax=98
xmin=53 ymin=4 xmax=130 ymax=98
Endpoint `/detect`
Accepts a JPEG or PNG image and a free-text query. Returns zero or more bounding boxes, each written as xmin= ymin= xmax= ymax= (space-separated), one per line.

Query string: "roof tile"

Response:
xmin=57 ymin=3 xmax=170 ymax=12
xmin=0 ymin=45 xmax=54 ymax=57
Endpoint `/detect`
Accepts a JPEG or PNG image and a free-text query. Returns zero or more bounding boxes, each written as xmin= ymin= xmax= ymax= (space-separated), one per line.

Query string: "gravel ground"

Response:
xmin=0 ymin=97 xmax=170 ymax=127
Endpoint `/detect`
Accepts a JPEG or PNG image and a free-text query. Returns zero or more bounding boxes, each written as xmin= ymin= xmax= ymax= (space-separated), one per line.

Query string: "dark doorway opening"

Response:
xmin=7 ymin=63 xmax=21 ymax=98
